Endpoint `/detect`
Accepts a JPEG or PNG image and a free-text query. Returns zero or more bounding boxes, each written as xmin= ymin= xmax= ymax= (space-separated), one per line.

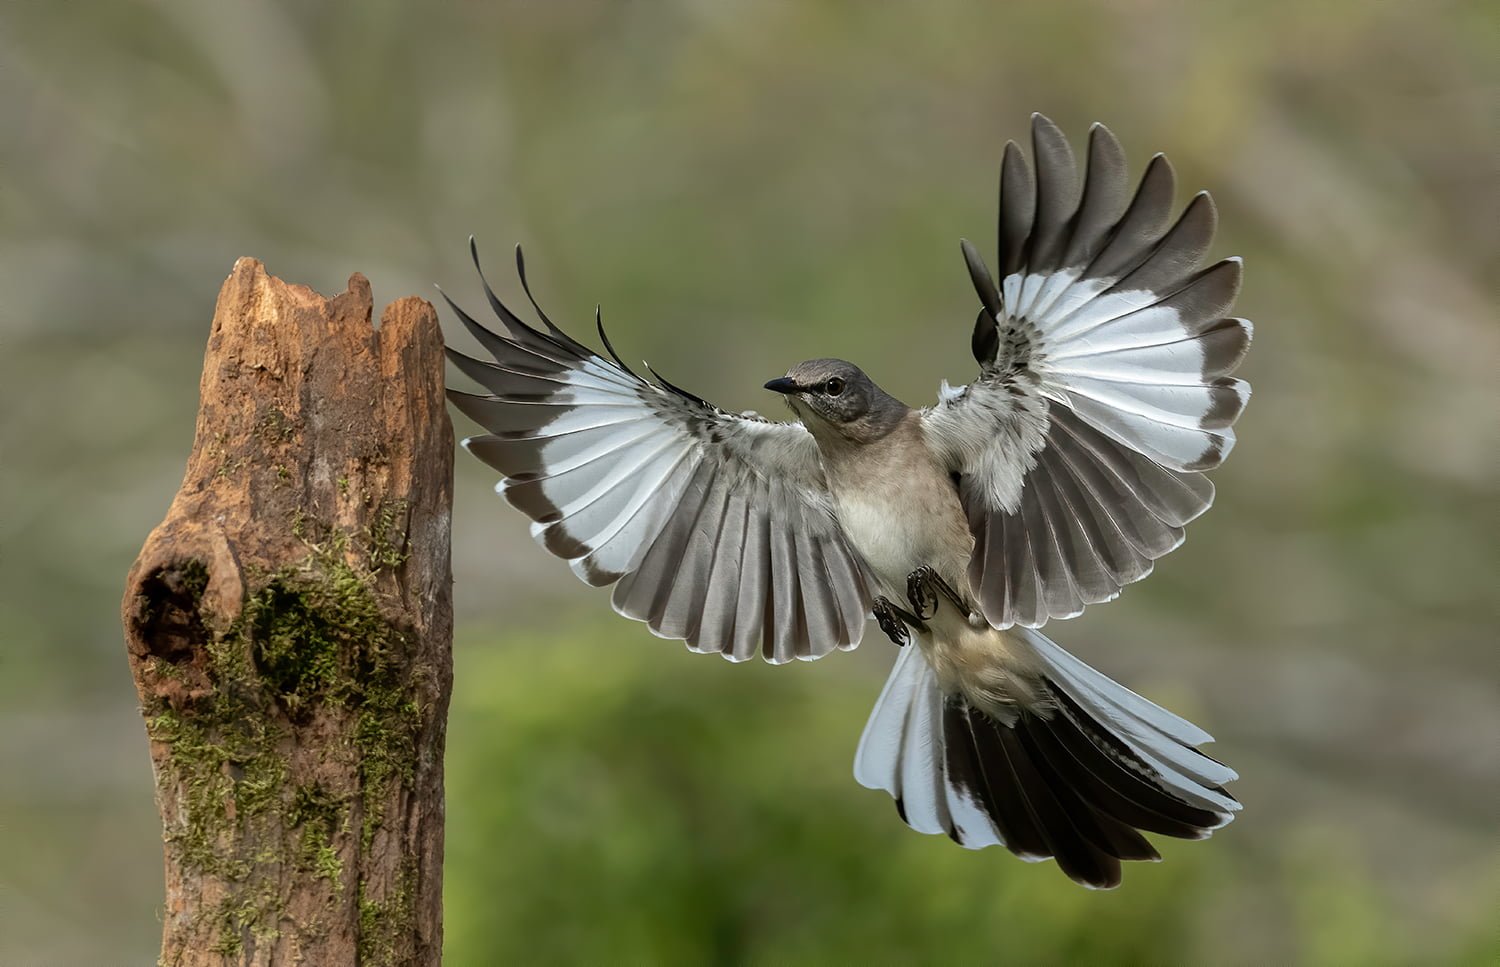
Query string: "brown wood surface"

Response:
xmin=122 ymin=259 xmax=453 ymax=965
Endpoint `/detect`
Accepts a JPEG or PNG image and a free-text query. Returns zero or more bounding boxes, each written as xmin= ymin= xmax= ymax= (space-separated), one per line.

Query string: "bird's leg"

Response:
xmin=872 ymin=596 xmax=925 ymax=647
xmin=906 ymin=566 xmax=973 ymax=621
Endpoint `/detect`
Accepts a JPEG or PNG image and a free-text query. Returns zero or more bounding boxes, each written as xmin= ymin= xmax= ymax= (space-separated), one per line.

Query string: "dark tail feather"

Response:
xmin=940 ymin=681 xmax=1231 ymax=889
xmin=1027 ymin=685 xmax=1227 ymax=839
xmin=990 ymin=710 xmax=1125 ymax=888
xmin=944 ymin=700 xmax=1051 ymax=859
xmin=854 ymin=632 xmax=1237 ymax=890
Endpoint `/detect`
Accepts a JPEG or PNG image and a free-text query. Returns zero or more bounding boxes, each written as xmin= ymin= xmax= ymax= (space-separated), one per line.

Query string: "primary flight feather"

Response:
xmin=446 ymin=114 xmax=1250 ymax=889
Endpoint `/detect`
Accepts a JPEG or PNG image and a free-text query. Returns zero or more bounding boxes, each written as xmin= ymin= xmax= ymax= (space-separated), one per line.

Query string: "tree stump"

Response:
xmin=122 ymin=259 xmax=453 ymax=965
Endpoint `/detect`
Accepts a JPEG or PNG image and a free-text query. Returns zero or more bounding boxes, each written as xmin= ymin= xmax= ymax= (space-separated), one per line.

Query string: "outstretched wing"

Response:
xmin=923 ymin=115 xmax=1252 ymax=629
xmin=445 ymin=242 xmax=873 ymax=663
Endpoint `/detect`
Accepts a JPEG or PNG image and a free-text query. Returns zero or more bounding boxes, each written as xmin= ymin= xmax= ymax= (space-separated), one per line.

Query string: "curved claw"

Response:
xmin=906 ymin=565 xmax=977 ymax=623
xmin=873 ymin=596 xmax=925 ymax=647
xmin=907 ymin=566 xmax=939 ymax=620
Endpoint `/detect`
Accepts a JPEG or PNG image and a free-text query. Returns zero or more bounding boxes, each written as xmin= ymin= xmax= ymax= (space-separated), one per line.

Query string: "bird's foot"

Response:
xmin=872 ymin=596 xmax=925 ymax=647
xmin=906 ymin=567 xmax=939 ymax=620
xmin=906 ymin=566 xmax=972 ymax=621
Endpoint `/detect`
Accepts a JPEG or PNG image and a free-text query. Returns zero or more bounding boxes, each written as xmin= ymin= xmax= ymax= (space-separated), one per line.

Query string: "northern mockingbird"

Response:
xmin=446 ymin=114 xmax=1248 ymax=889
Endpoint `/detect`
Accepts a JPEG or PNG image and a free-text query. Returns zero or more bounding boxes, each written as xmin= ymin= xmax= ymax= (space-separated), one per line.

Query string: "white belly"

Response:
xmin=817 ymin=425 xmax=1044 ymax=712
xmin=832 ymin=483 xmax=972 ymax=602
xmin=837 ymin=486 xmax=1041 ymax=711
xmin=834 ymin=490 xmax=929 ymax=591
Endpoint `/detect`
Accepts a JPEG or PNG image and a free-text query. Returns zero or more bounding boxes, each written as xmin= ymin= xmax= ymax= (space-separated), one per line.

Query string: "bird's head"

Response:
xmin=764 ymin=358 xmax=907 ymax=446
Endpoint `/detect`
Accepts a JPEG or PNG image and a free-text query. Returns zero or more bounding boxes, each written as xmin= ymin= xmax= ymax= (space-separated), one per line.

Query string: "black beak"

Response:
xmin=763 ymin=377 xmax=801 ymax=395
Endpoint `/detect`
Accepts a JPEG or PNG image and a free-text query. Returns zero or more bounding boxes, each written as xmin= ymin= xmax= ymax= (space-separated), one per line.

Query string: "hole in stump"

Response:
xmin=134 ymin=561 xmax=211 ymax=664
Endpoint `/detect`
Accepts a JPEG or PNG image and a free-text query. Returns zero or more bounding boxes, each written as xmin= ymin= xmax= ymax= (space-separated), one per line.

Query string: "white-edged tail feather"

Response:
xmin=854 ymin=627 xmax=1237 ymax=888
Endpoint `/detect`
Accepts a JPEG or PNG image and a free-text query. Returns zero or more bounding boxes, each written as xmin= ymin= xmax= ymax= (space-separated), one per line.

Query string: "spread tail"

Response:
xmin=853 ymin=628 xmax=1238 ymax=889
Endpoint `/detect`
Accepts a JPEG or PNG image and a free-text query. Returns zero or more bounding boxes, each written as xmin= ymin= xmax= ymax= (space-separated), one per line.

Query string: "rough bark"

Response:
xmin=122 ymin=259 xmax=453 ymax=966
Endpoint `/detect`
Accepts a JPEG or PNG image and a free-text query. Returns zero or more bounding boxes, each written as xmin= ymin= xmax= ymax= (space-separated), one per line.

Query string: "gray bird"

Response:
xmin=445 ymin=114 xmax=1249 ymax=889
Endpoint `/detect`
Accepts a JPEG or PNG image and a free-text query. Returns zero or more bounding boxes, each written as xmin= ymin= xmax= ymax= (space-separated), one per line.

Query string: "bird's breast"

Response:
xmin=824 ymin=428 xmax=972 ymax=599
xmin=832 ymin=488 xmax=934 ymax=585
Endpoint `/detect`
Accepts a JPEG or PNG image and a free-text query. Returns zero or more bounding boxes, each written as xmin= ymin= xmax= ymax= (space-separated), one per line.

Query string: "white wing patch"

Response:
xmin=925 ymin=116 xmax=1252 ymax=629
xmin=445 ymin=243 xmax=872 ymax=662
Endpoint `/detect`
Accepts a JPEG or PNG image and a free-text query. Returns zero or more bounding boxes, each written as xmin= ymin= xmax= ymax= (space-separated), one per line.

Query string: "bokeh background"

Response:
xmin=2 ymin=1 xmax=1496 ymax=964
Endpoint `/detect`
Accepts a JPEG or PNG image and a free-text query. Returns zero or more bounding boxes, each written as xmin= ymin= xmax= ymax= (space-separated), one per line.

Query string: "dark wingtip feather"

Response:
xmin=1182 ymin=189 xmax=1220 ymax=244
xmin=468 ymin=237 xmax=534 ymax=335
xmin=445 ymin=348 xmax=569 ymax=402
xmin=646 ymin=362 xmax=714 ymax=411
xmin=512 ymin=243 xmax=555 ymax=330
xmin=445 ymin=386 xmax=487 ymax=421
xmin=1083 ymin=123 xmax=1128 ymax=198
xmin=1197 ymin=318 xmax=1254 ymax=378
xmin=961 ymin=238 xmax=1003 ymax=317
xmin=1086 ymin=121 xmax=1124 ymax=160
xmin=971 ymin=309 xmax=999 ymax=371
xmin=1030 ymin=113 xmax=1072 ymax=160
xmin=998 ymin=140 xmax=1037 ymax=275
xmin=436 ymin=285 xmax=512 ymax=357
xmin=444 ymin=346 xmax=502 ymax=390
xmin=961 ymin=238 xmax=1002 ymax=364
xmin=447 ymin=387 xmax=505 ymax=431
xmin=511 ymin=242 xmax=599 ymax=357
xmin=1143 ymin=152 xmax=1176 ymax=192
xmin=1029 ymin=114 xmax=1081 ymax=239
xmin=594 ymin=305 xmax=643 ymax=381
xmin=1030 ymin=114 xmax=1069 ymax=162
xmin=1086 ymin=152 xmax=1181 ymax=281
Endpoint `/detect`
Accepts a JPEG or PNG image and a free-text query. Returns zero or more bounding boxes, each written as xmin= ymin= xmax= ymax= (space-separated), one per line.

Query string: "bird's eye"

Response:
xmin=824 ymin=377 xmax=846 ymax=397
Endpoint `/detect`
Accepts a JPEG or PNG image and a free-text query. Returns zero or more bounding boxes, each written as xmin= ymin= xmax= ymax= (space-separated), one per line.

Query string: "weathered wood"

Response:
xmin=122 ymin=259 xmax=453 ymax=965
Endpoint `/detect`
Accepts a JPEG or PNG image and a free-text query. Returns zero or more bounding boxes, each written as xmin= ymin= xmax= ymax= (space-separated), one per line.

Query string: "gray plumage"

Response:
xmin=446 ymin=114 xmax=1250 ymax=889
xmin=446 ymin=243 xmax=870 ymax=664
xmin=925 ymin=115 xmax=1250 ymax=627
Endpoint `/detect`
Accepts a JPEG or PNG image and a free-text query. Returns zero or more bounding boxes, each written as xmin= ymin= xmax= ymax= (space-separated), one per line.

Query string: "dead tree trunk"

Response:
xmin=122 ymin=259 xmax=453 ymax=965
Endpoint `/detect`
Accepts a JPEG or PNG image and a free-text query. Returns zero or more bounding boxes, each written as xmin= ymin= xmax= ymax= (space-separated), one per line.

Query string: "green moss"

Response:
xmin=291 ymin=782 xmax=348 ymax=890
xmin=250 ymin=529 xmax=421 ymax=849
xmin=365 ymin=498 xmax=411 ymax=571
xmin=243 ymin=539 xmax=422 ymax=836
xmin=209 ymin=929 xmax=243 ymax=957
xmin=357 ymin=861 xmax=415 ymax=967
xmin=144 ymin=516 xmax=424 ymax=951
xmin=145 ymin=705 xmax=276 ymax=878
xmin=177 ymin=559 xmax=211 ymax=599
xmin=205 ymin=880 xmax=284 ymax=957
xmin=354 ymin=698 xmax=420 ymax=851
xmin=246 ymin=551 xmax=387 ymax=717
xmin=312 ymin=842 xmax=343 ymax=886
xmin=207 ymin=430 xmax=248 ymax=478
xmin=147 ymin=655 xmax=185 ymax=681
xmin=257 ymin=405 xmax=296 ymax=443
xmin=288 ymin=781 xmax=346 ymax=831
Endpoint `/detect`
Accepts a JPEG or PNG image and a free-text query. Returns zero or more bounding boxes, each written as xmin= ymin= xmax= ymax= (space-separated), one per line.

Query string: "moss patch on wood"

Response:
xmin=142 ymin=519 xmax=422 ymax=953
xmin=358 ymin=859 xmax=417 ymax=967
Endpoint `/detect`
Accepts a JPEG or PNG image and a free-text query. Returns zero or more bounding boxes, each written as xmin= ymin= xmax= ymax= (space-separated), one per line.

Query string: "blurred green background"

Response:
xmin=2 ymin=1 xmax=1496 ymax=964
